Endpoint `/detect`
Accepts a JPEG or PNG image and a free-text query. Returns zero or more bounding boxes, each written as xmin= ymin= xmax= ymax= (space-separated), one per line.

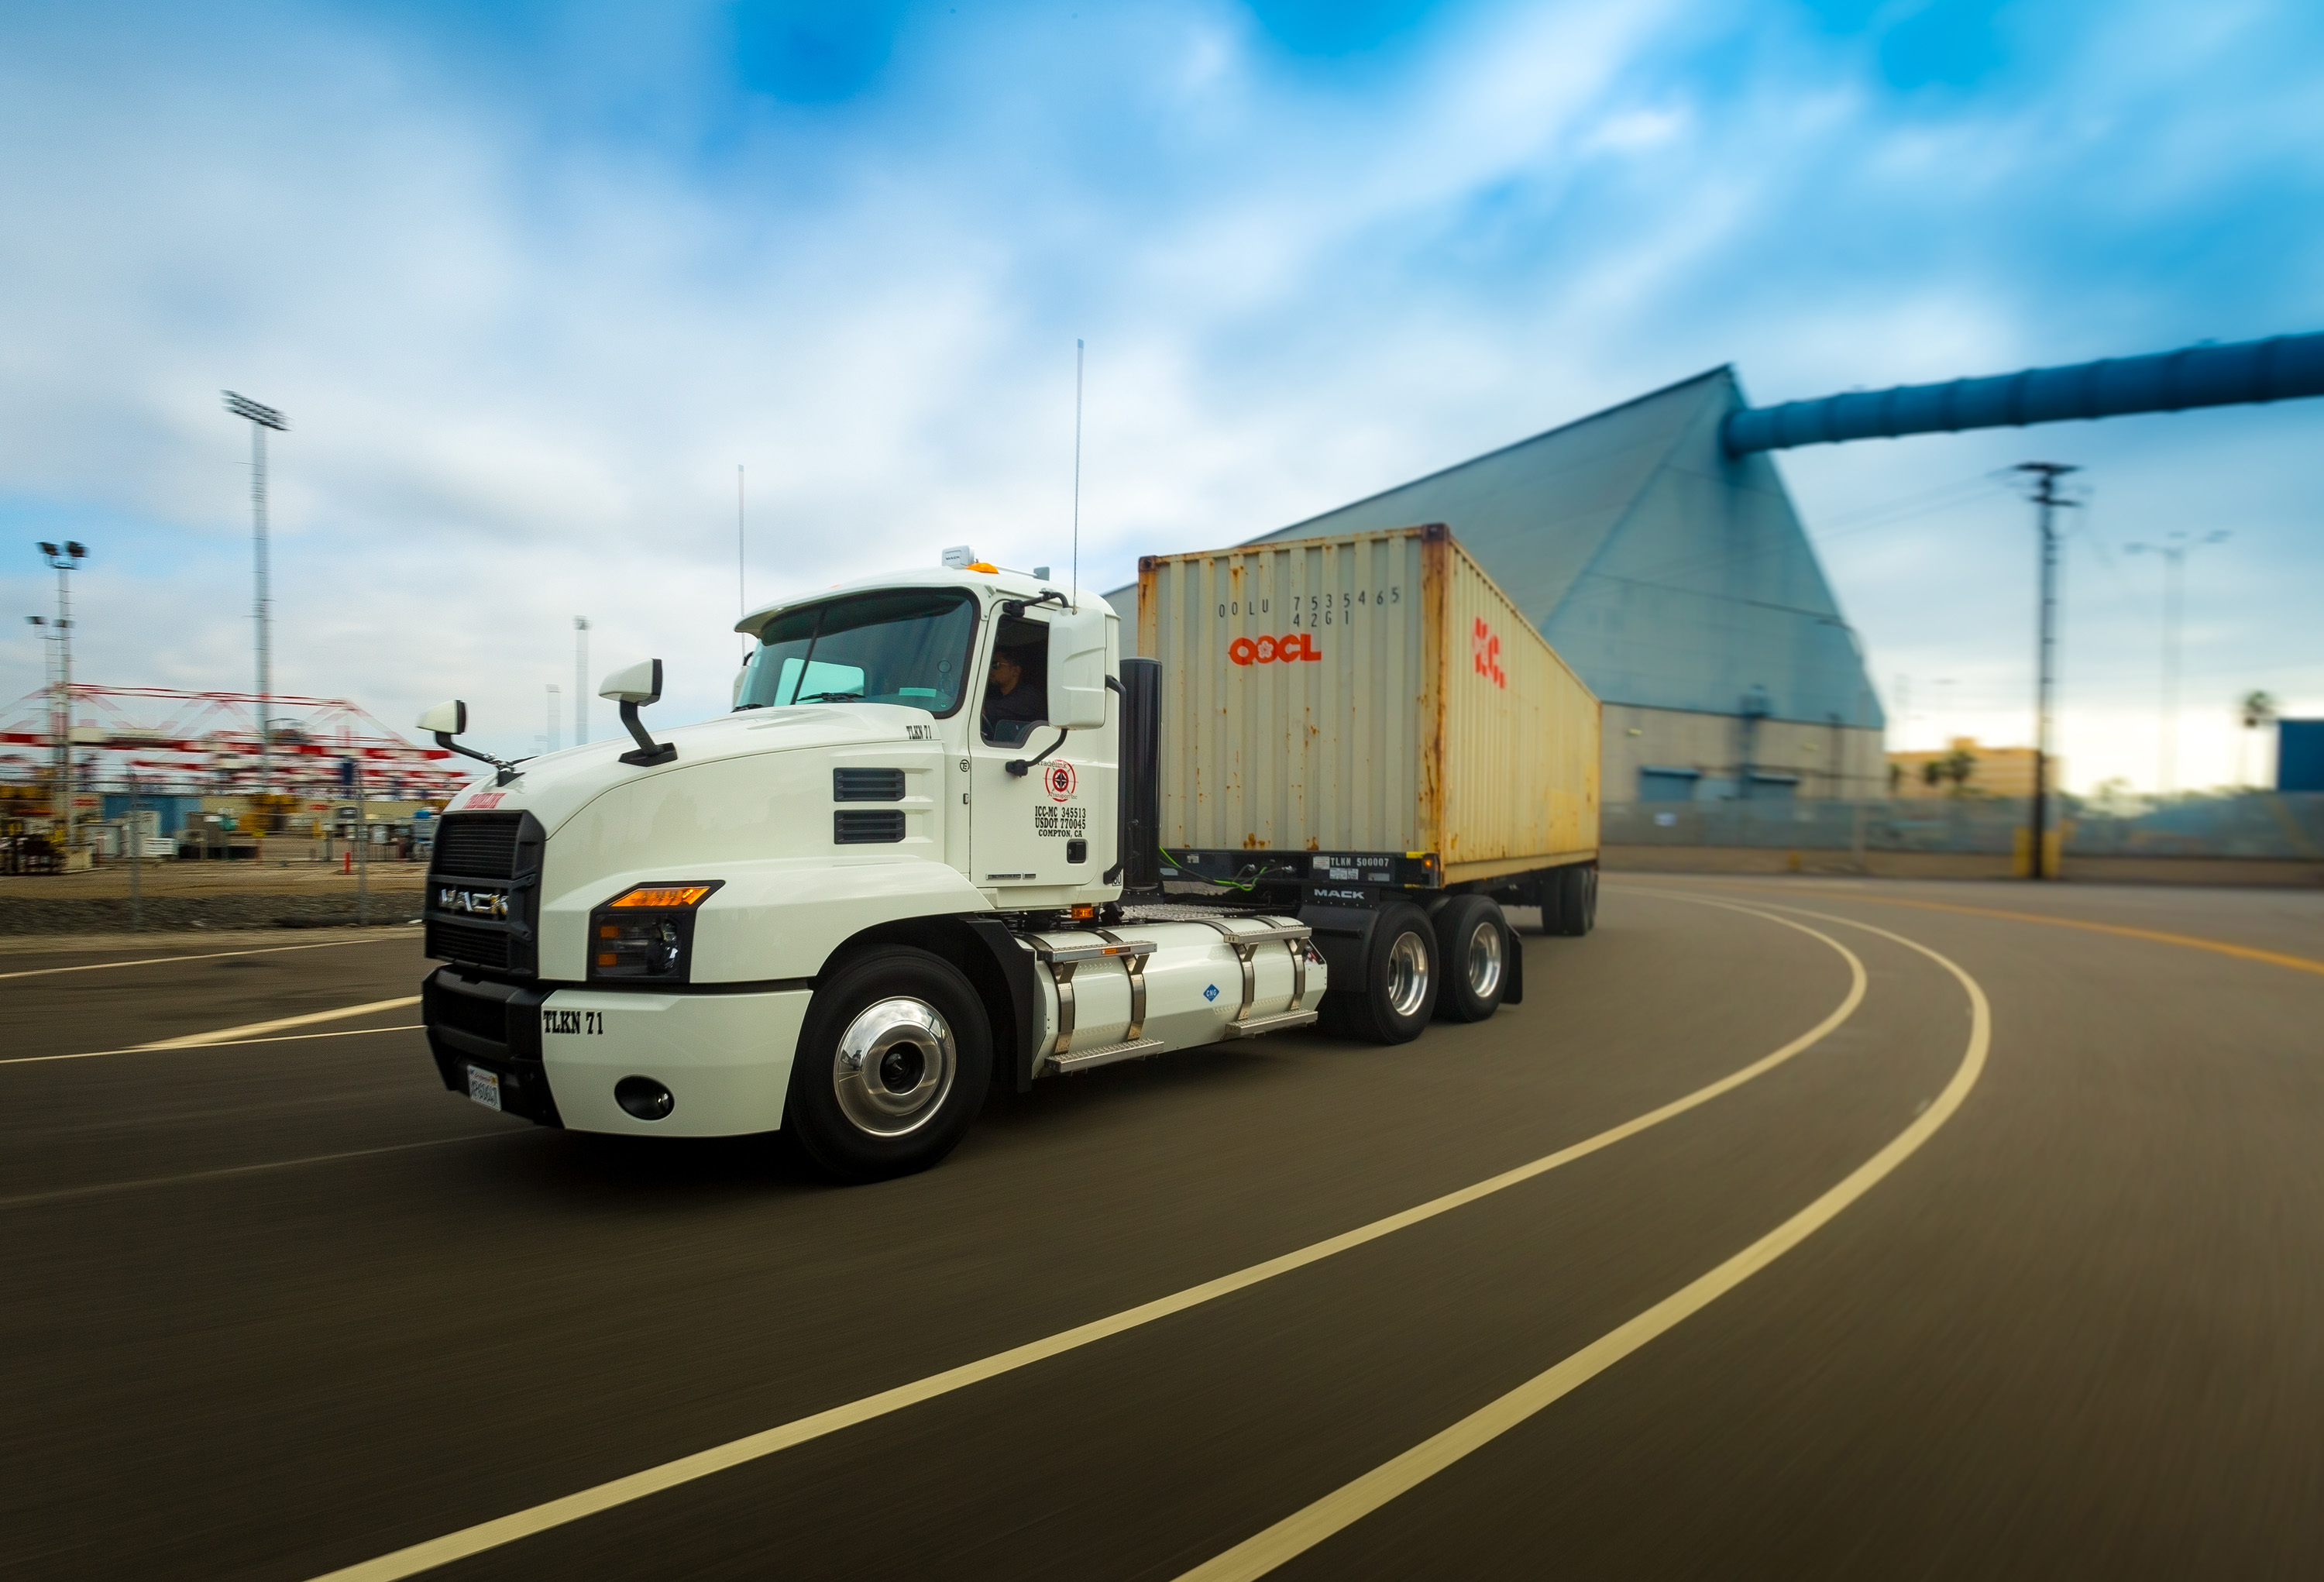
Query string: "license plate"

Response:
xmin=466 ymin=1064 xmax=503 ymax=1112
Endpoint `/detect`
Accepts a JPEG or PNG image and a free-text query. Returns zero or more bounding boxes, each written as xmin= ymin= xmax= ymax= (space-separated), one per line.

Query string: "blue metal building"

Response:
xmin=1112 ymin=366 xmax=1887 ymax=803
xmin=2280 ymin=720 xmax=2324 ymax=793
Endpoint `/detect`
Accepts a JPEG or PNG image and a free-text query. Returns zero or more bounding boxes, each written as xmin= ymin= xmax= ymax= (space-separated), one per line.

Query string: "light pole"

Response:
xmin=2125 ymin=530 xmax=2229 ymax=794
xmin=545 ymin=684 xmax=561 ymax=754
xmin=2013 ymin=464 xmax=2078 ymax=881
xmin=223 ymin=392 xmax=288 ymax=806
xmin=574 ymin=617 xmax=590 ymax=744
xmin=36 ymin=541 xmax=87 ymax=854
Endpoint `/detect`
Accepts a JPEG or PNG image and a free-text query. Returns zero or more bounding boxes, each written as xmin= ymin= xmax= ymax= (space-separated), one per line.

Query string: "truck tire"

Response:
xmin=785 ymin=945 xmax=992 ymax=1182
xmin=1432 ymin=895 xmax=1510 ymax=1023
xmin=1550 ymin=863 xmax=1597 ymax=937
xmin=1318 ymin=902 xmax=1438 ymax=1044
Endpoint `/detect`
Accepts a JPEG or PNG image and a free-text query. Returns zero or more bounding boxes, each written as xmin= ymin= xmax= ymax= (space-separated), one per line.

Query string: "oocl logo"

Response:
xmin=1471 ymin=617 xmax=1506 ymax=689
xmin=1229 ymin=633 xmax=1322 ymax=666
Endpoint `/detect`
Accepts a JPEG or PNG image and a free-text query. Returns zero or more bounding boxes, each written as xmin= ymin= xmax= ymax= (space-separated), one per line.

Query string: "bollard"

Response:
xmin=342 ymin=850 xmax=352 ymax=875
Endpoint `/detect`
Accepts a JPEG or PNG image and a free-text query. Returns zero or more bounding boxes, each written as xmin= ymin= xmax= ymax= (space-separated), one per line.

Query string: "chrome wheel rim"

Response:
xmin=1385 ymin=930 xmax=1431 ymax=1019
xmin=833 ymin=997 xmax=956 ymax=1137
xmin=1464 ymin=920 xmax=1504 ymax=1000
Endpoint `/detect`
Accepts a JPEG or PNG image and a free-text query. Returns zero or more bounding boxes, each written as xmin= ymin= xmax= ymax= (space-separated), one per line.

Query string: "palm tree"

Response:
xmin=2240 ymin=690 xmax=2279 ymax=787
xmin=1941 ymin=745 xmax=1977 ymax=796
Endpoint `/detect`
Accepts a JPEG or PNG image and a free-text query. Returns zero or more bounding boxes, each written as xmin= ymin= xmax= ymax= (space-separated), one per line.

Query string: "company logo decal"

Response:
xmin=1472 ymin=617 xmax=1506 ymax=689
xmin=1203 ymin=984 xmax=1221 ymax=1002
xmin=1229 ymin=633 xmax=1321 ymax=666
xmin=465 ymin=791 xmax=506 ymax=810
xmin=1043 ymin=760 xmax=1079 ymax=803
xmin=438 ymin=888 xmax=509 ymax=918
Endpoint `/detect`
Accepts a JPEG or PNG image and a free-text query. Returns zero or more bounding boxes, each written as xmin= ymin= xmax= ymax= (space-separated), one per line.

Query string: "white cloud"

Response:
xmin=0 ymin=0 xmax=2319 ymax=792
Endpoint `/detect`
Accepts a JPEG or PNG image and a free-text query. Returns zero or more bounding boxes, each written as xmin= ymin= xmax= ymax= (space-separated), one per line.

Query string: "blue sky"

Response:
xmin=1 ymin=0 xmax=2319 ymax=788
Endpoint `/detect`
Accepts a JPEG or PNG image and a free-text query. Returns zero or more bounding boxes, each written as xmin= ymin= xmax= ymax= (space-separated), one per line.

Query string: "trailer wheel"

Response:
xmin=1319 ymin=902 xmax=1437 ymax=1044
xmin=1551 ymin=863 xmax=1598 ymax=937
xmin=785 ymin=946 xmax=992 ymax=1182
xmin=1432 ymin=895 xmax=1510 ymax=1022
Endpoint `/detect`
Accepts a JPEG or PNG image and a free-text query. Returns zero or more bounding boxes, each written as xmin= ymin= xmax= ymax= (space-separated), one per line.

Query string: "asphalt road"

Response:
xmin=3 ymin=879 xmax=2321 ymax=1580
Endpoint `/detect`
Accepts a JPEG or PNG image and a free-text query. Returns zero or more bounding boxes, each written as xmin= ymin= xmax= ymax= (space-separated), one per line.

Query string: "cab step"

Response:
xmin=1220 ymin=1008 xmax=1322 ymax=1040
xmin=1045 ymin=1037 xmax=1167 ymax=1075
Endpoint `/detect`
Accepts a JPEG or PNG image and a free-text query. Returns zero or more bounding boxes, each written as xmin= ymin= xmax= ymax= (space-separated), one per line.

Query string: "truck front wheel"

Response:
xmin=786 ymin=946 xmax=992 ymax=1182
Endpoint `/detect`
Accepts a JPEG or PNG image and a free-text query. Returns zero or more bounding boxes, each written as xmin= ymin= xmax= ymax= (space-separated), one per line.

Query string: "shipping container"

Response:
xmin=1137 ymin=522 xmax=1599 ymax=889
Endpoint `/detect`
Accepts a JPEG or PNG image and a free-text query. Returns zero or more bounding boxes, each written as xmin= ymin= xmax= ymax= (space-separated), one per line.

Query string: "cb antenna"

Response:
xmin=737 ymin=463 xmax=747 ymax=662
xmin=1072 ymin=338 xmax=1083 ymax=606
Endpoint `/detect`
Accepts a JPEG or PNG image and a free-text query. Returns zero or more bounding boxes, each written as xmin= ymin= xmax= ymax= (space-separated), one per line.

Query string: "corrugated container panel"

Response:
xmin=1442 ymin=533 xmax=1600 ymax=874
xmin=1140 ymin=524 xmax=1599 ymax=879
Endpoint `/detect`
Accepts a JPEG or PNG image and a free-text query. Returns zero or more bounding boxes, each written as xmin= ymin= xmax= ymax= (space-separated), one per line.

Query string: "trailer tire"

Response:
xmin=785 ymin=946 xmax=992 ymax=1182
xmin=1432 ymin=895 xmax=1510 ymax=1023
xmin=1551 ymin=863 xmax=1598 ymax=937
xmin=1319 ymin=902 xmax=1437 ymax=1044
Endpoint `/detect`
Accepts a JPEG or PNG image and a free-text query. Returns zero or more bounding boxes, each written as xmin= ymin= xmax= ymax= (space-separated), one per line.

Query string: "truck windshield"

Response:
xmin=736 ymin=588 xmax=980 ymax=716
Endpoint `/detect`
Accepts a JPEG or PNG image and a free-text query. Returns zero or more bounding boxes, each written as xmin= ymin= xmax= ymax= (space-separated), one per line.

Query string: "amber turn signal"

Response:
xmin=608 ymin=885 xmax=717 ymax=910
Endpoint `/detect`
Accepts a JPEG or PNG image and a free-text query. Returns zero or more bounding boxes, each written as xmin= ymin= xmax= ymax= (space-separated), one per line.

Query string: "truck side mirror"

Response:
xmin=598 ymin=659 xmax=663 ymax=706
xmin=1047 ymin=605 xmax=1109 ymax=731
xmin=418 ymin=698 xmax=521 ymax=785
xmin=600 ymin=659 xmax=676 ymax=767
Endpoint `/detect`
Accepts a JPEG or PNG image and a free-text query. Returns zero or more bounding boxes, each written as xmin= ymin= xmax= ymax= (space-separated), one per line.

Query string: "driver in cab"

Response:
xmin=980 ymin=643 xmax=1047 ymax=745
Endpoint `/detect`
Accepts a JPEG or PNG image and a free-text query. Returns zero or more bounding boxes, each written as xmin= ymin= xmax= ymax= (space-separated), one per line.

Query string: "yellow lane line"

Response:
xmin=304 ymin=904 xmax=1868 ymax=1582
xmin=0 ymin=1024 xmax=426 ymax=1068
xmin=1173 ymin=899 xmax=1990 ymax=1582
xmin=0 ymin=934 xmax=411 ymax=982
xmin=0 ymin=1132 xmax=504 ymax=1211
xmin=1620 ymin=878 xmax=2324 ymax=980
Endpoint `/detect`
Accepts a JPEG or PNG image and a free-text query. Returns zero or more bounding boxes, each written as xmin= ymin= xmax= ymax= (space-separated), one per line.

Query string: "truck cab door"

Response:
xmin=964 ymin=606 xmax=1112 ymax=895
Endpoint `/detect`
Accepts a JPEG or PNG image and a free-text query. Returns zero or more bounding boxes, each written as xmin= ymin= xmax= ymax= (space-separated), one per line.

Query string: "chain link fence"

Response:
xmin=1605 ymin=793 xmax=2324 ymax=861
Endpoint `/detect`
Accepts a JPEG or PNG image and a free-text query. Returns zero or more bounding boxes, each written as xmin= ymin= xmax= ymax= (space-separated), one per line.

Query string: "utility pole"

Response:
xmin=349 ymin=756 xmax=369 ymax=926
xmin=224 ymin=393 xmax=288 ymax=806
xmin=2125 ymin=530 xmax=2229 ymax=793
xmin=2014 ymin=464 xmax=2078 ymax=881
xmin=574 ymin=617 xmax=590 ymax=744
xmin=36 ymin=541 xmax=87 ymax=855
xmin=128 ymin=769 xmax=143 ymax=930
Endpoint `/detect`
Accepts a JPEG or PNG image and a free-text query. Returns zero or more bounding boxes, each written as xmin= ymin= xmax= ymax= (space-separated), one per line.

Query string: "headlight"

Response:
xmin=589 ymin=882 xmax=723 ymax=983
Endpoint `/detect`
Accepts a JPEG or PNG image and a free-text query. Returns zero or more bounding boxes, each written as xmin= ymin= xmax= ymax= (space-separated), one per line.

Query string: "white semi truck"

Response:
xmin=418 ymin=527 xmax=1599 ymax=1180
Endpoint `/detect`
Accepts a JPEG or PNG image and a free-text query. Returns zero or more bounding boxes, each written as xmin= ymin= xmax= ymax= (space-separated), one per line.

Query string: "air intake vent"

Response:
xmin=425 ymin=920 xmax=512 ymax=969
xmin=833 ymin=768 xmax=906 ymax=802
xmin=431 ymin=813 xmax=524 ymax=879
xmin=834 ymin=810 xmax=906 ymax=844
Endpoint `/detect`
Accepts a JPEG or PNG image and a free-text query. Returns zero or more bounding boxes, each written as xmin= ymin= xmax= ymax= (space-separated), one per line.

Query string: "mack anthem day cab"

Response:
xmin=418 ymin=523 xmax=1600 ymax=1181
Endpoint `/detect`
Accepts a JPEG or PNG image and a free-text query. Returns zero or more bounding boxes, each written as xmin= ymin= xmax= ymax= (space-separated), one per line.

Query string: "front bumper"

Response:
xmin=423 ymin=968 xmax=814 ymax=1137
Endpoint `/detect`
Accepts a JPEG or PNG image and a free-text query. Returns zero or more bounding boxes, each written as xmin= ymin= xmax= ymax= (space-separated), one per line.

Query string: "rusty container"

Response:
xmin=1136 ymin=523 xmax=1599 ymax=884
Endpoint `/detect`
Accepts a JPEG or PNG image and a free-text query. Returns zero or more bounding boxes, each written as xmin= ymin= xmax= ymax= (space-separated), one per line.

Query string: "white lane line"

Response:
xmin=0 ymin=1023 xmax=426 ymax=1068
xmin=303 ymin=904 xmax=1868 ymax=1582
xmin=0 ymin=1133 xmax=508 ymax=1211
xmin=1171 ymin=901 xmax=1992 ymax=1582
xmin=134 ymin=996 xmax=423 ymax=1050
xmin=0 ymin=934 xmax=412 ymax=982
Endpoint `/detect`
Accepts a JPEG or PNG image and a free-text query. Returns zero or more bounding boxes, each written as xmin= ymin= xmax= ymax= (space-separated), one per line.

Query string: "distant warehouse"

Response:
xmin=1111 ymin=368 xmax=1886 ymax=804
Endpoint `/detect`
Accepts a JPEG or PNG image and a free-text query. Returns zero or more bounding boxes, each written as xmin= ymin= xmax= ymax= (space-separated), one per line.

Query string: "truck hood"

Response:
xmin=439 ymin=703 xmax=936 ymax=836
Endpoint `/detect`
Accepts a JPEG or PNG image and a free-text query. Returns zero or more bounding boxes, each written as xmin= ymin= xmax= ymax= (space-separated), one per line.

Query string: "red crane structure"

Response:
xmin=0 ymin=683 xmax=461 ymax=808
